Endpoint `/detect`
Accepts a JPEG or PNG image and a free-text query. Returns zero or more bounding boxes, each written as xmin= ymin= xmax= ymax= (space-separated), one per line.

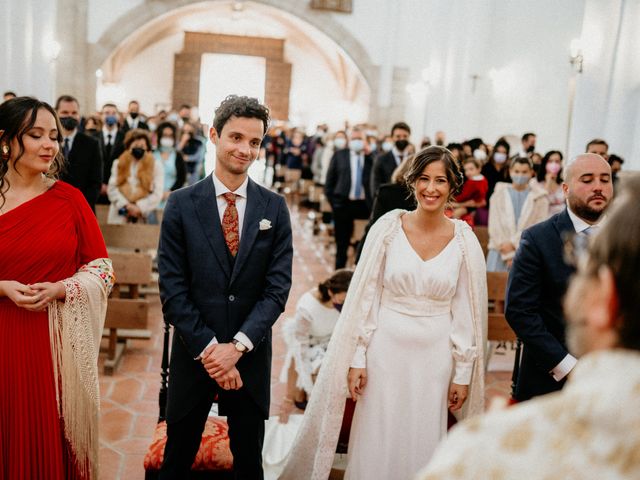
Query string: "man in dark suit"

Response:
xmin=370 ymin=121 xmax=411 ymax=197
xmin=506 ymin=153 xmax=613 ymax=401
xmin=55 ymin=95 xmax=103 ymax=211
xmin=158 ymin=95 xmax=293 ymax=479
xmin=325 ymin=127 xmax=373 ymax=269
xmin=121 ymin=99 xmax=149 ymax=133
xmin=93 ymin=103 xmax=125 ymax=204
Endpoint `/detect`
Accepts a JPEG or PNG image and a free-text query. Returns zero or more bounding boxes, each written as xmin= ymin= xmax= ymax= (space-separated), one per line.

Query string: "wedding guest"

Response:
xmin=279 ymin=269 xmax=353 ymax=419
xmin=418 ymin=175 xmax=640 ymax=480
xmin=107 ymin=128 xmax=164 ymax=224
xmin=451 ymin=158 xmax=488 ymax=219
xmin=0 ymin=97 xmax=114 ymax=479
xmin=153 ymin=122 xmax=186 ymax=208
xmin=533 ymin=150 xmax=565 ymax=217
xmin=486 ymin=157 xmax=548 ymax=271
xmin=281 ymin=146 xmax=487 ymax=480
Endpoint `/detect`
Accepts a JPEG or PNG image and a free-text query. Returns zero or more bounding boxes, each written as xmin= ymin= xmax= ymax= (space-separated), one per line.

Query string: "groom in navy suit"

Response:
xmin=158 ymin=95 xmax=293 ymax=479
xmin=506 ymin=153 xmax=612 ymax=401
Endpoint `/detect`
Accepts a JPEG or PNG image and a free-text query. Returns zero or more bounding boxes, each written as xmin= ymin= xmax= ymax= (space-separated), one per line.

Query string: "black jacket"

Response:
xmin=370 ymin=150 xmax=401 ymax=197
xmin=60 ymin=131 xmax=103 ymax=211
xmin=324 ymin=149 xmax=373 ymax=209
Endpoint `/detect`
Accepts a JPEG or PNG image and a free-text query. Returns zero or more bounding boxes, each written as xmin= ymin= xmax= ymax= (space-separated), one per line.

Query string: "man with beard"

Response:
xmin=417 ymin=175 xmax=640 ymax=480
xmin=505 ymin=153 xmax=612 ymax=401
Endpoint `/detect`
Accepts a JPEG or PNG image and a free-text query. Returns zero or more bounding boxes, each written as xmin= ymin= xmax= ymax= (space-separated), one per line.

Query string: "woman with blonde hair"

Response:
xmin=107 ymin=128 xmax=163 ymax=224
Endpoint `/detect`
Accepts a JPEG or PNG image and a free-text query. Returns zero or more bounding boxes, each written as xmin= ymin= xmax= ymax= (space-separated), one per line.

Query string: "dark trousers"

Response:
xmin=159 ymin=387 xmax=265 ymax=480
xmin=333 ymin=199 xmax=370 ymax=269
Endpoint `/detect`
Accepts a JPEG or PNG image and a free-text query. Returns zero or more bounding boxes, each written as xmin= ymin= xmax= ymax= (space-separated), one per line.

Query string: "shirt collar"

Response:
xmin=567 ymin=204 xmax=605 ymax=233
xmin=64 ymin=129 xmax=78 ymax=143
xmin=102 ymin=125 xmax=117 ymax=137
xmin=212 ymin=171 xmax=248 ymax=198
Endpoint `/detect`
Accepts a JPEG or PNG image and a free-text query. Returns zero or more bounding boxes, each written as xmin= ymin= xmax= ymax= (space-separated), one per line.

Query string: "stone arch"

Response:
xmin=88 ymin=0 xmax=378 ymax=111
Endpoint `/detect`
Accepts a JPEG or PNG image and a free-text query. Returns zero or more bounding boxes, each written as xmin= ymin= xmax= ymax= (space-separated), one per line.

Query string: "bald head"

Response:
xmin=562 ymin=153 xmax=613 ymax=224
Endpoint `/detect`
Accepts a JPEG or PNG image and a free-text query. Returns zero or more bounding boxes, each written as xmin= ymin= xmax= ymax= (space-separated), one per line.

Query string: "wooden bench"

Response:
xmin=474 ymin=226 xmax=489 ymax=259
xmin=104 ymin=251 xmax=153 ymax=375
xmin=487 ymin=271 xmax=515 ymax=342
xmin=101 ymin=223 xmax=161 ymax=251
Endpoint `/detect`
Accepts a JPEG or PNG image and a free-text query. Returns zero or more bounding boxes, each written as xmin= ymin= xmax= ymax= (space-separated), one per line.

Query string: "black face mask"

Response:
xmin=526 ymin=144 xmax=535 ymax=153
xmin=395 ymin=139 xmax=409 ymax=151
xmin=59 ymin=116 xmax=79 ymax=131
xmin=131 ymin=147 xmax=146 ymax=159
xmin=181 ymin=116 xmax=190 ymax=123
xmin=130 ymin=112 xmax=139 ymax=119
xmin=333 ymin=303 xmax=343 ymax=313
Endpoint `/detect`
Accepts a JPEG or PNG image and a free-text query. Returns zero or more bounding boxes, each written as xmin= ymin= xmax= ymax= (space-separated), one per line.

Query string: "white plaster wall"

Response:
xmin=87 ymin=0 xmax=144 ymax=44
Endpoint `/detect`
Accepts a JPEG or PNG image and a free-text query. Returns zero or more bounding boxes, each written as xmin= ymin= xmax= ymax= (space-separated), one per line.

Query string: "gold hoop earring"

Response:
xmin=1 ymin=144 xmax=9 ymax=160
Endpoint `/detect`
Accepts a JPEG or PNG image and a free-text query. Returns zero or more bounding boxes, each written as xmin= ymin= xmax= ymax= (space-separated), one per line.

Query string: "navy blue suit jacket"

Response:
xmin=158 ymin=175 xmax=293 ymax=420
xmin=505 ymin=208 xmax=576 ymax=401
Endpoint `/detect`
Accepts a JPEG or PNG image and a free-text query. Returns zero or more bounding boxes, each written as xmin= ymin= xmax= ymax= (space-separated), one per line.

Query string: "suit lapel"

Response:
xmin=230 ymin=178 xmax=267 ymax=286
xmin=191 ymin=175 xmax=232 ymax=279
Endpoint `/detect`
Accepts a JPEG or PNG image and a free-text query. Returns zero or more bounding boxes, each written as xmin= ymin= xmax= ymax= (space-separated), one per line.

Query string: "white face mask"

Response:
xmin=160 ymin=137 xmax=174 ymax=148
xmin=350 ymin=139 xmax=364 ymax=152
xmin=382 ymin=141 xmax=394 ymax=152
xmin=493 ymin=152 xmax=507 ymax=164
xmin=473 ymin=149 xmax=488 ymax=161
xmin=333 ymin=138 xmax=347 ymax=150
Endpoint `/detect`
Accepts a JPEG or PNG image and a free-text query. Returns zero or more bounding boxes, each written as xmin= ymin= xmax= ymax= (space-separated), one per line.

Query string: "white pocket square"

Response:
xmin=259 ymin=219 xmax=272 ymax=230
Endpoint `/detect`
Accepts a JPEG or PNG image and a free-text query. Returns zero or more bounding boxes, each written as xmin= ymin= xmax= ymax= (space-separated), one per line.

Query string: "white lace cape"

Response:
xmin=279 ymin=210 xmax=487 ymax=480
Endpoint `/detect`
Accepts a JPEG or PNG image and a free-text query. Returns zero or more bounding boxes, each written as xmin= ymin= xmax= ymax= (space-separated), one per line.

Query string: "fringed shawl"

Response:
xmin=279 ymin=210 xmax=487 ymax=479
xmin=48 ymin=258 xmax=114 ymax=479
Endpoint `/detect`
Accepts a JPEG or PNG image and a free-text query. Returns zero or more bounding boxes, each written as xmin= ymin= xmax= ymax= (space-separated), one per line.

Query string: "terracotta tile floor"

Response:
xmin=97 ymin=203 xmax=511 ymax=479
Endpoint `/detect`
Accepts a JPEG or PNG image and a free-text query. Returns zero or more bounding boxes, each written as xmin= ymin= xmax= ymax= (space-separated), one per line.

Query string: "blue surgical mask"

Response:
xmin=350 ymin=139 xmax=364 ymax=152
xmin=105 ymin=115 xmax=118 ymax=127
xmin=382 ymin=141 xmax=394 ymax=152
xmin=493 ymin=152 xmax=507 ymax=164
xmin=334 ymin=138 xmax=347 ymax=149
xmin=511 ymin=174 xmax=530 ymax=185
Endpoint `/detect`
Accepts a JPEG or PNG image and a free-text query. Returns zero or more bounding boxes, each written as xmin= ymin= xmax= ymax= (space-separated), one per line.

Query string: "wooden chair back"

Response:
xmin=474 ymin=226 xmax=489 ymax=258
xmin=487 ymin=272 xmax=516 ymax=342
xmin=100 ymin=223 xmax=161 ymax=251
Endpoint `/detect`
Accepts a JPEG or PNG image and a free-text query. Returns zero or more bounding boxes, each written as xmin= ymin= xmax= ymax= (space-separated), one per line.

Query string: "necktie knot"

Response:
xmin=223 ymin=192 xmax=236 ymax=206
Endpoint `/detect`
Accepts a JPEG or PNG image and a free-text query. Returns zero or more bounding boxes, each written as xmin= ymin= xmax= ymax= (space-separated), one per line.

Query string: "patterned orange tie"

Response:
xmin=222 ymin=193 xmax=239 ymax=256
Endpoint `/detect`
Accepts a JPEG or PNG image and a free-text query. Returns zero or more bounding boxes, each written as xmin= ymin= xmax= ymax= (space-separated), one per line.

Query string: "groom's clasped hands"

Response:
xmin=201 ymin=343 xmax=244 ymax=391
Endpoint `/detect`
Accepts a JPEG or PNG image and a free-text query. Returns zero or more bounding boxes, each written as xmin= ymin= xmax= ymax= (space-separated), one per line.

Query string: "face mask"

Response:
xmin=333 ymin=303 xmax=343 ymax=313
xmin=474 ymin=149 xmax=488 ymax=161
xmin=546 ymin=162 xmax=561 ymax=175
xmin=333 ymin=138 xmax=347 ymax=149
xmin=493 ymin=152 xmax=507 ymax=164
xmin=382 ymin=141 xmax=393 ymax=152
xmin=526 ymin=145 xmax=535 ymax=153
xmin=395 ymin=139 xmax=409 ymax=151
xmin=131 ymin=147 xmax=146 ymax=159
xmin=160 ymin=137 xmax=174 ymax=149
xmin=105 ymin=115 xmax=118 ymax=127
xmin=350 ymin=139 xmax=364 ymax=152
xmin=59 ymin=116 xmax=78 ymax=131
xmin=167 ymin=113 xmax=179 ymax=123
xmin=369 ymin=142 xmax=377 ymax=151
xmin=130 ymin=112 xmax=139 ymax=119
xmin=181 ymin=116 xmax=190 ymax=123
xmin=511 ymin=174 xmax=530 ymax=185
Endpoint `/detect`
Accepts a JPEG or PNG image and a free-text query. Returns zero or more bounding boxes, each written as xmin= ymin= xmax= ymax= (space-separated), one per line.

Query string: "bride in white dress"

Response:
xmin=280 ymin=146 xmax=487 ymax=480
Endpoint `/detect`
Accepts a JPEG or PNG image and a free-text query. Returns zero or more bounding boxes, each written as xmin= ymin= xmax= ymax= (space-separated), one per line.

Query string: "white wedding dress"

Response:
xmin=345 ymin=226 xmax=477 ymax=480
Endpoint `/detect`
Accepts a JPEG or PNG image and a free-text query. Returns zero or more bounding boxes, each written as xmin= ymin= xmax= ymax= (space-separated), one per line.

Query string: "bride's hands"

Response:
xmin=448 ymin=383 xmax=469 ymax=411
xmin=348 ymin=368 xmax=367 ymax=401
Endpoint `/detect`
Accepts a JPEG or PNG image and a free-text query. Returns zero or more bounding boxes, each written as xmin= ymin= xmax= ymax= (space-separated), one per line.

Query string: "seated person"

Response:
xmin=486 ymin=157 xmax=548 ymax=271
xmin=451 ymin=158 xmax=488 ymax=219
xmin=279 ymin=269 xmax=353 ymax=420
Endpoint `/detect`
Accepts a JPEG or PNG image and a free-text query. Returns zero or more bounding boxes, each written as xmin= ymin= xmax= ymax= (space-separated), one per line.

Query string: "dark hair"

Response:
xmin=123 ymin=128 xmax=152 ymax=151
xmin=586 ymin=138 xmax=608 ymax=152
xmin=157 ymin=121 xmax=177 ymax=141
xmin=3 ymin=91 xmax=16 ymax=98
xmin=212 ymin=95 xmax=270 ymax=136
xmin=404 ymin=145 xmax=464 ymax=199
xmin=608 ymin=154 xmax=624 ymax=165
xmin=467 ymin=137 xmax=485 ymax=152
xmin=128 ymin=100 xmax=139 ymax=106
xmin=447 ymin=142 xmax=463 ymax=152
xmin=536 ymin=150 xmax=564 ymax=183
xmin=522 ymin=132 xmax=536 ymax=142
xmin=179 ymin=104 xmax=191 ymax=111
xmin=489 ymin=139 xmax=511 ymax=167
xmin=582 ymin=176 xmax=640 ymax=350
xmin=0 ymin=97 xmax=64 ymax=207
xmin=102 ymin=103 xmax=118 ymax=111
xmin=318 ymin=269 xmax=354 ymax=302
xmin=391 ymin=122 xmax=411 ymax=136
xmin=510 ymin=156 xmax=533 ymax=170
xmin=55 ymin=94 xmax=79 ymax=110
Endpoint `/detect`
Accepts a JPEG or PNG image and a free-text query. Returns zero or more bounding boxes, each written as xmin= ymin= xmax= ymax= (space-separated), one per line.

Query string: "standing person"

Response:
xmin=481 ymin=139 xmax=511 ymax=204
xmin=55 ymin=95 xmax=103 ymax=211
xmin=418 ymin=175 xmax=640 ymax=480
xmin=94 ymin=103 xmax=125 ymax=204
xmin=106 ymin=129 xmax=164 ymax=224
xmin=121 ymin=99 xmax=149 ymax=132
xmin=533 ymin=150 xmax=565 ymax=217
xmin=515 ymin=132 xmax=537 ymax=158
xmin=486 ymin=158 xmax=549 ymax=271
xmin=506 ymin=153 xmax=613 ymax=401
xmin=0 ymin=97 xmax=114 ymax=479
xmin=152 ymin=122 xmax=186 ymax=208
xmin=585 ymin=138 xmax=608 ymax=160
xmin=370 ymin=121 xmax=411 ymax=196
xmin=177 ymin=122 xmax=205 ymax=185
xmin=324 ymin=127 xmax=373 ymax=269
xmin=281 ymin=146 xmax=487 ymax=480
xmin=157 ymin=95 xmax=293 ymax=480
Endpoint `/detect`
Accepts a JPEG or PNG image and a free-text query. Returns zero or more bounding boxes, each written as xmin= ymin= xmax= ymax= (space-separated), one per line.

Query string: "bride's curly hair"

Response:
xmin=403 ymin=145 xmax=464 ymax=202
xmin=0 ymin=97 xmax=64 ymax=208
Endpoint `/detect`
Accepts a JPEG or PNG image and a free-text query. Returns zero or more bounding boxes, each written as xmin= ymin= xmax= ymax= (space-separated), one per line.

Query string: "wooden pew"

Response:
xmin=104 ymin=251 xmax=153 ymax=375
xmin=487 ymin=271 xmax=515 ymax=342
xmin=474 ymin=226 xmax=489 ymax=258
xmin=101 ymin=223 xmax=161 ymax=251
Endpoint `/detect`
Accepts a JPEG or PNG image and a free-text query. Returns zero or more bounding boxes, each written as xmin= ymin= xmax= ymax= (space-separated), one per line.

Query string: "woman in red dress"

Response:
xmin=0 ymin=97 xmax=114 ymax=479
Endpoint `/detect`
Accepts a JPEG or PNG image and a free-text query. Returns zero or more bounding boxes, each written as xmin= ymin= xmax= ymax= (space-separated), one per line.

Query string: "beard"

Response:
xmin=567 ymin=195 xmax=607 ymax=223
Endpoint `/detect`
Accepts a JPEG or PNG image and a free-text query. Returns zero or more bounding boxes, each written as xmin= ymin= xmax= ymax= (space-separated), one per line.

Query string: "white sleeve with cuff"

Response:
xmin=550 ymin=354 xmax=577 ymax=381
xmin=195 ymin=333 xmax=254 ymax=360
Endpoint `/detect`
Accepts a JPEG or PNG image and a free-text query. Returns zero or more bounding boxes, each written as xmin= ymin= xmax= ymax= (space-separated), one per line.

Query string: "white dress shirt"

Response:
xmin=102 ymin=126 xmax=118 ymax=145
xmin=348 ymin=150 xmax=366 ymax=200
xmin=549 ymin=206 xmax=605 ymax=381
xmin=198 ymin=172 xmax=254 ymax=357
xmin=391 ymin=146 xmax=405 ymax=166
xmin=63 ymin=129 xmax=78 ymax=152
